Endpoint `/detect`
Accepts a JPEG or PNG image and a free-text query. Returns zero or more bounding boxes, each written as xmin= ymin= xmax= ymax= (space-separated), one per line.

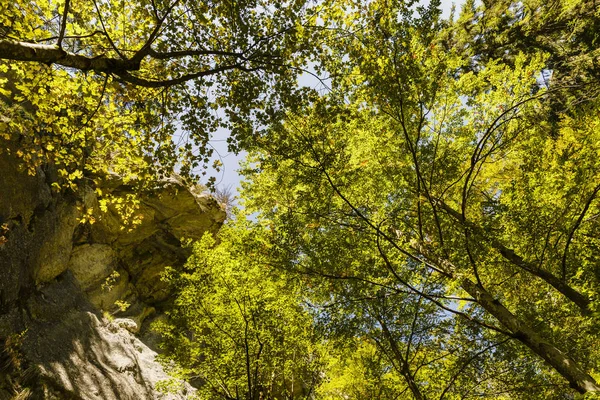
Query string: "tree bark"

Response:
xmin=460 ymin=278 xmax=600 ymax=393
xmin=0 ymin=39 xmax=140 ymax=73
xmin=379 ymin=318 xmax=426 ymax=400
xmin=0 ymin=39 xmax=254 ymax=88
xmin=438 ymin=201 xmax=591 ymax=314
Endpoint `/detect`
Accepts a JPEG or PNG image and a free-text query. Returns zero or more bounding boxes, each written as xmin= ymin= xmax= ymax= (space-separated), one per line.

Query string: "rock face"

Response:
xmin=0 ymin=149 xmax=226 ymax=399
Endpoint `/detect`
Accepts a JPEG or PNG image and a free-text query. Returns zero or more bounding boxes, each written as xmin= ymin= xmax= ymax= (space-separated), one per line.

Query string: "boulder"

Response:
xmin=86 ymin=268 xmax=133 ymax=311
xmin=68 ymin=244 xmax=117 ymax=291
xmin=22 ymin=273 xmax=194 ymax=400
xmin=34 ymin=202 xmax=80 ymax=284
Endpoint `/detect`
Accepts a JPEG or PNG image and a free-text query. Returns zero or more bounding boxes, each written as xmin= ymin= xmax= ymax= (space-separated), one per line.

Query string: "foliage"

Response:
xmin=3 ymin=0 xmax=600 ymax=398
xmin=154 ymin=223 xmax=324 ymax=399
xmin=0 ymin=0 xmax=320 ymax=192
xmin=317 ymin=339 xmax=406 ymax=400
xmin=0 ymin=330 xmax=40 ymax=398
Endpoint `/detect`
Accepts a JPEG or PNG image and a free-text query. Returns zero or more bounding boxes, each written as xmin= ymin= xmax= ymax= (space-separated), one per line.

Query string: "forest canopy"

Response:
xmin=2 ymin=0 xmax=600 ymax=398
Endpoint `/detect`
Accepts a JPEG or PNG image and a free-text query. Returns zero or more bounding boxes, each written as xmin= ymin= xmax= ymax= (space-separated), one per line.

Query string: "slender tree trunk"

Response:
xmin=438 ymin=201 xmax=591 ymax=314
xmin=460 ymin=278 xmax=600 ymax=393
xmin=379 ymin=319 xmax=426 ymax=400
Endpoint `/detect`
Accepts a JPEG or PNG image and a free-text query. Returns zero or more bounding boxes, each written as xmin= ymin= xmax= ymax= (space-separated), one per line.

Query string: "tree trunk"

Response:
xmin=438 ymin=201 xmax=591 ymax=314
xmin=379 ymin=319 xmax=426 ymax=400
xmin=460 ymin=278 xmax=600 ymax=393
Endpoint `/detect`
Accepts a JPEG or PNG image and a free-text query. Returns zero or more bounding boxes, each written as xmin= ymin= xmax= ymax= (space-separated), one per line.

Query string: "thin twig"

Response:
xmin=92 ymin=0 xmax=125 ymax=58
xmin=57 ymin=0 xmax=71 ymax=48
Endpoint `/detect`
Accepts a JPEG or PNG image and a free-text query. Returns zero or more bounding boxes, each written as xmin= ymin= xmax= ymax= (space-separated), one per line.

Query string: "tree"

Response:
xmin=4 ymin=0 xmax=600 ymax=397
xmin=0 ymin=0 xmax=317 ymax=189
xmin=239 ymin=0 xmax=600 ymax=396
xmin=154 ymin=223 xmax=324 ymax=399
xmin=450 ymin=0 xmax=600 ymax=114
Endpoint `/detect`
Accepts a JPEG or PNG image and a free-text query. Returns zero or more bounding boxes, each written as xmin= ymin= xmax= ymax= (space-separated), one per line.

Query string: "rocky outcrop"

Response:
xmin=0 ymin=148 xmax=226 ymax=399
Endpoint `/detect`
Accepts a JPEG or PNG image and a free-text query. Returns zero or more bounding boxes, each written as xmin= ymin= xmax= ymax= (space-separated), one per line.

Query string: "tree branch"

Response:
xmin=37 ymin=31 xmax=105 ymax=43
xmin=0 ymin=39 xmax=139 ymax=72
xmin=0 ymin=39 xmax=264 ymax=88
xmin=146 ymin=47 xmax=245 ymax=60
xmin=436 ymin=198 xmax=592 ymax=315
xmin=57 ymin=0 xmax=70 ymax=48
xmin=376 ymin=236 xmax=510 ymax=335
xmin=115 ymin=64 xmax=260 ymax=88
xmin=438 ymin=338 xmax=511 ymax=400
xmin=561 ymin=184 xmax=600 ymax=280
xmin=131 ymin=0 xmax=180 ymax=63
xmin=92 ymin=0 xmax=125 ymax=59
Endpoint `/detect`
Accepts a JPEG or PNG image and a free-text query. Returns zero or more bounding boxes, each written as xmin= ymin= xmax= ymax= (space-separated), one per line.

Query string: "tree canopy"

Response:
xmin=155 ymin=225 xmax=323 ymax=399
xmin=2 ymin=0 xmax=600 ymax=398
xmin=0 ymin=0 xmax=316 ymax=188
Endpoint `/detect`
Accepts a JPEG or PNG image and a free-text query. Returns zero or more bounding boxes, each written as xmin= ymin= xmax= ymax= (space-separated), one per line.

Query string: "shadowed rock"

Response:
xmin=0 ymin=149 xmax=226 ymax=398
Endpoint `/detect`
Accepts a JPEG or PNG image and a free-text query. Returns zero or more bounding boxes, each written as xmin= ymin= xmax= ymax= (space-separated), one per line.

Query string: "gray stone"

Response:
xmin=0 ymin=145 xmax=225 ymax=398
xmin=110 ymin=318 xmax=138 ymax=334
xmin=35 ymin=201 xmax=79 ymax=284
xmin=69 ymin=244 xmax=117 ymax=290
xmin=22 ymin=273 xmax=195 ymax=400
xmin=86 ymin=267 xmax=133 ymax=311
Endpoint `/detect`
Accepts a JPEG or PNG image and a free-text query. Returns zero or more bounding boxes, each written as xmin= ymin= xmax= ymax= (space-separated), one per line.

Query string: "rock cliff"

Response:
xmin=0 ymin=149 xmax=226 ymax=399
